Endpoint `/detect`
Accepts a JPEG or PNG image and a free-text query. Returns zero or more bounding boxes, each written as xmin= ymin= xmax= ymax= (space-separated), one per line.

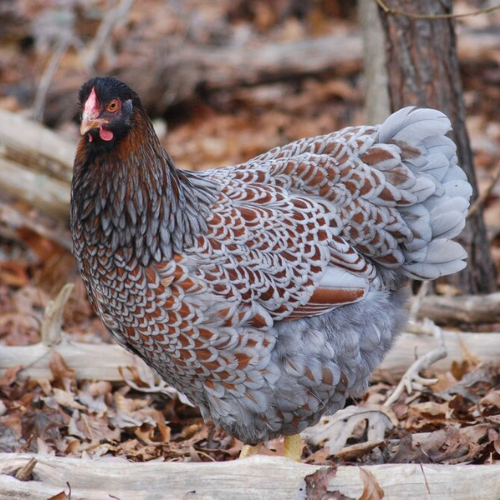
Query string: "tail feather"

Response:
xmin=378 ymin=107 xmax=451 ymax=144
xmin=404 ymin=240 xmax=467 ymax=280
xmin=375 ymin=107 xmax=471 ymax=280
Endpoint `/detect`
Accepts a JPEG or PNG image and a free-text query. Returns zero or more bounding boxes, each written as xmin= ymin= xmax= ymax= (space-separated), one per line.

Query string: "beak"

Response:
xmin=80 ymin=112 xmax=104 ymax=135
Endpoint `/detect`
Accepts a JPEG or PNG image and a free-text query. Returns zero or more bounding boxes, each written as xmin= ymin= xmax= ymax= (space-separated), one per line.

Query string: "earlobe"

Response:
xmin=123 ymin=99 xmax=133 ymax=114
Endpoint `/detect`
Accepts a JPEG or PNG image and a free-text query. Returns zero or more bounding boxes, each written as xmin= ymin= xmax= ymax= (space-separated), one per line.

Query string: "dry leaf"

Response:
xmin=303 ymin=466 xmax=354 ymax=500
xmin=53 ymin=388 xmax=86 ymax=411
xmin=359 ymin=468 xmax=384 ymax=500
xmin=0 ymin=365 xmax=22 ymax=386
xmin=49 ymin=352 xmax=76 ymax=387
xmin=47 ymin=482 xmax=71 ymax=500
xmin=334 ymin=440 xmax=385 ymax=462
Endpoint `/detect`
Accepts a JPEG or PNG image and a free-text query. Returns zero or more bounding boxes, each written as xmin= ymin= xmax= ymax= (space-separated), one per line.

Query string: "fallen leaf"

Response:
xmin=359 ymin=468 xmax=384 ymax=500
xmin=388 ymin=432 xmax=431 ymax=464
xmin=53 ymin=388 xmax=87 ymax=411
xmin=49 ymin=352 xmax=76 ymax=389
xmin=47 ymin=482 xmax=71 ymax=500
xmin=303 ymin=466 xmax=353 ymax=500
xmin=334 ymin=440 xmax=385 ymax=462
xmin=0 ymin=365 xmax=22 ymax=386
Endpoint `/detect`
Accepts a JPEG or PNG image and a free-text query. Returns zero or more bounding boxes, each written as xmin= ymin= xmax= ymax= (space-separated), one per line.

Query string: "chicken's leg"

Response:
xmin=284 ymin=434 xmax=302 ymax=461
xmin=239 ymin=443 xmax=262 ymax=459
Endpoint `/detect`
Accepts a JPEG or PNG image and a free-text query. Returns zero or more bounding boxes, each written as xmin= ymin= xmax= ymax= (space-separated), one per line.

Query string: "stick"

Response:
xmin=384 ymin=319 xmax=446 ymax=406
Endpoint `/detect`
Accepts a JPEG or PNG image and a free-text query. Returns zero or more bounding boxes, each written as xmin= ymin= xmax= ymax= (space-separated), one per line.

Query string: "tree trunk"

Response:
xmin=379 ymin=0 xmax=497 ymax=294
xmin=358 ymin=0 xmax=391 ymax=124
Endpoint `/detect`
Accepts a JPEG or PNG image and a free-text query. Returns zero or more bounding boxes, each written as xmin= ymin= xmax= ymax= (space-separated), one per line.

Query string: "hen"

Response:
xmin=71 ymin=77 xmax=471 ymax=460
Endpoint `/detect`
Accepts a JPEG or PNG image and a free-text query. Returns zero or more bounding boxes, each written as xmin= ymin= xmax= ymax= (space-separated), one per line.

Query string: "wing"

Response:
xmin=154 ymin=108 xmax=469 ymax=330
xmin=180 ymin=166 xmax=374 ymax=328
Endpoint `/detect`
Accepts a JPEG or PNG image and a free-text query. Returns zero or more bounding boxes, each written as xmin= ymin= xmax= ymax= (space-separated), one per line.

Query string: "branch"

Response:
xmin=384 ymin=319 xmax=446 ymax=406
xmin=32 ymin=32 xmax=72 ymax=122
xmin=82 ymin=0 xmax=135 ymax=70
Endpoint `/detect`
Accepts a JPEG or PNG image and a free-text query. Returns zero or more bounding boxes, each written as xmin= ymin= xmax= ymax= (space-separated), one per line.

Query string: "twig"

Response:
xmin=467 ymin=161 xmax=500 ymax=219
xmin=408 ymin=281 xmax=431 ymax=323
xmin=32 ymin=32 xmax=72 ymax=122
xmin=374 ymin=0 xmax=500 ymax=20
xmin=419 ymin=463 xmax=431 ymax=495
xmin=40 ymin=284 xmax=74 ymax=347
xmin=83 ymin=0 xmax=135 ymax=70
xmin=14 ymin=458 xmax=37 ymax=481
xmin=384 ymin=319 xmax=446 ymax=407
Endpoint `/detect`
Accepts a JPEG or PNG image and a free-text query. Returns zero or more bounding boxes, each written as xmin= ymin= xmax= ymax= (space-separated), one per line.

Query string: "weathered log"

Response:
xmin=1 ymin=328 xmax=498 ymax=382
xmin=1 ymin=454 xmax=500 ymax=500
xmin=0 ymin=109 xmax=74 ymax=182
xmin=0 ymin=157 xmax=70 ymax=223
xmin=0 ymin=109 xmax=73 ymax=223
xmin=0 ymin=338 xmax=138 ymax=381
xmin=415 ymin=293 xmax=500 ymax=325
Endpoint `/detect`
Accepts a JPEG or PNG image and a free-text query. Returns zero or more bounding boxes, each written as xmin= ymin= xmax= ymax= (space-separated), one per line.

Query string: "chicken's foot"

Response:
xmin=239 ymin=443 xmax=262 ymax=459
xmin=284 ymin=434 xmax=302 ymax=461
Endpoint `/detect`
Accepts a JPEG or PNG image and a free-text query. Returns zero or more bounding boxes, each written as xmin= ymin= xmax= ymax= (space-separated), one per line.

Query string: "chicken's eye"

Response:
xmin=107 ymin=99 xmax=119 ymax=112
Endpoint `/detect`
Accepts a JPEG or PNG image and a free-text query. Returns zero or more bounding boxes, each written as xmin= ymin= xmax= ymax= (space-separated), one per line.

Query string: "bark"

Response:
xmin=358 ymin=0 xmax=391 ymax=124
xmin=380 ymin=0 xmax=497 ymax=294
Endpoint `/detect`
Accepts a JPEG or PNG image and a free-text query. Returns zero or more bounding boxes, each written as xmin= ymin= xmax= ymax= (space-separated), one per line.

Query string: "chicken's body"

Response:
xmin=71 ymin=77 xmax=471 ymax=447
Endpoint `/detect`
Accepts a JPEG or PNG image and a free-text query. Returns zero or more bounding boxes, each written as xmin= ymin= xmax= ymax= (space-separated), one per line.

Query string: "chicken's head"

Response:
xmin=78 ymin=77 xmax=140 ymax=145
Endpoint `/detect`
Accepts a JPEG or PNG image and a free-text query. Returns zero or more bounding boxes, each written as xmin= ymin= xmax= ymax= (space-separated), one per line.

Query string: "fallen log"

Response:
xmin=0 ymin=109 xmax=74 ymax=182
xmin=0 ymin=329 xmax=498 ymax=382
xmin=36 ymin=27 xmax=500 ymax=124
xmin=414 ymin=292 xmax=500 ymax=325
xmin=0 ymin=109 xmax=73 ymax=224
xmin=0 ymin=157 xmax=70 ymax=223
xmin=0 ymin=454 xmax=499 ymax=500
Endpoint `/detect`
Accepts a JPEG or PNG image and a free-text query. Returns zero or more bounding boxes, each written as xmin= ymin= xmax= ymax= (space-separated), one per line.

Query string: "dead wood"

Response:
xmin=0 ymin=454 xmax=499 ymax=500
xmin=378 ymin=329 xmax=500 ymax=379
xmin=0 ymin=339 xmax=139 ymax=381
xmin=0 ymin=109 xmax=74 ymax=182
xmin=36 ymin=28 xmax=500 ymax=124
xmin=1 ymin=328 xmax=498 ymax=382
xmin=415 ymin=293 xmax=500 ymax=325
xmin=0 ymin=109 xmax=73 ymax=224
xmin=0 ymin=157 xmax=70 ymax=223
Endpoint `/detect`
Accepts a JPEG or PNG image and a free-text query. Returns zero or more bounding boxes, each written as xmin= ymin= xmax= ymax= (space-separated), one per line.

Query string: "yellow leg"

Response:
xmin=239 ymin=443 xmax=262 ymax=459
xmin=284 ymin=434 xmax=302 ymax=461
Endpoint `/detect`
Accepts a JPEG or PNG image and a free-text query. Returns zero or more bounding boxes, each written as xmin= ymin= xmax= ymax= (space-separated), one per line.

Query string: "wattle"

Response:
xmin=99 ymin=127 xmax=114 ymax=141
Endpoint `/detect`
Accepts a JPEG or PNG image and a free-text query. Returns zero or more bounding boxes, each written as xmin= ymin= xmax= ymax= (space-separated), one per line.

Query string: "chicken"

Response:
xmin=71 ymin=77 xmax=472 ymax=460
